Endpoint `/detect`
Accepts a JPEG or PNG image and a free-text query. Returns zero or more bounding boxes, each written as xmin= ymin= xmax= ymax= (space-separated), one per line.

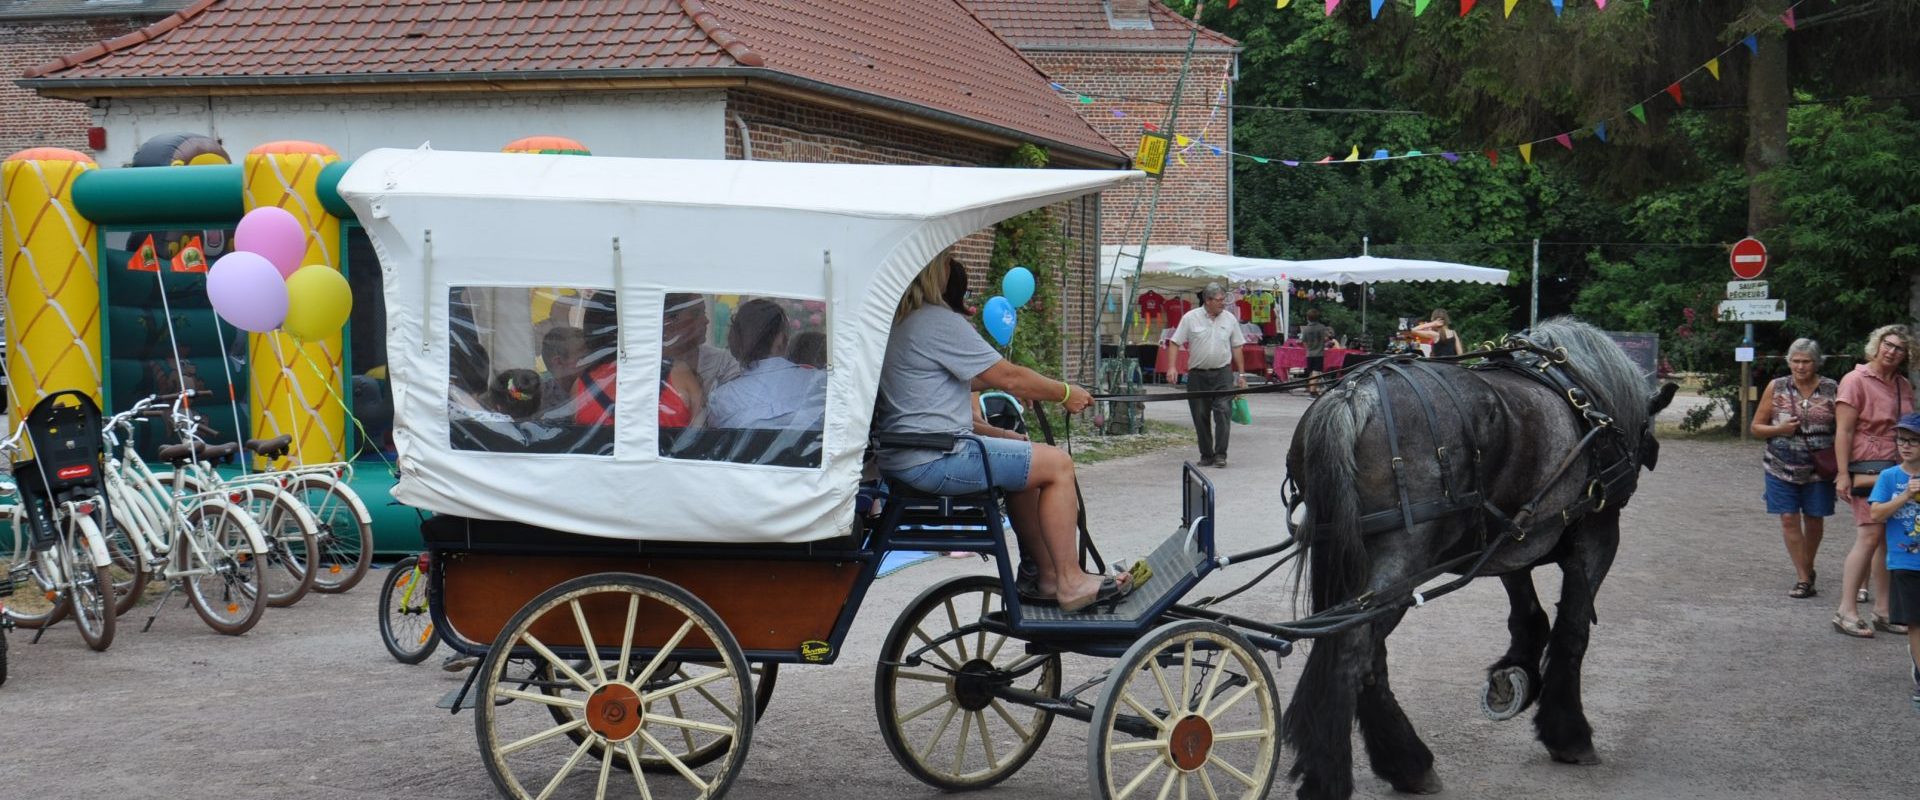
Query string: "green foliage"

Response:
xmin=988 ymin=143 xmax=1066 ymax=382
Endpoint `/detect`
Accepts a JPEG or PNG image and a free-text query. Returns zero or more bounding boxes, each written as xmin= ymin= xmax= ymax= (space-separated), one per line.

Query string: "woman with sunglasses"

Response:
xmin=1750 ymin=339 xmax=1838 ymax=599
xmin=1833 ymin=324 xmax=1913 ymax=637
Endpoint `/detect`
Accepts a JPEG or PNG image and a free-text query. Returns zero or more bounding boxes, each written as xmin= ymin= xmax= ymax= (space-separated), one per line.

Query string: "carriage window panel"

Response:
xmin=656 ymin=293 xmax=827 ymax=468
xmin=448 ymin=287 xmax=615 ymax=456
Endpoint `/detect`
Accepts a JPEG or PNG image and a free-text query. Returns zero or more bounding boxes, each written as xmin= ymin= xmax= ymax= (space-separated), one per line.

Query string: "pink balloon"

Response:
xmin=234 ymin=206 xmax=308 ymax=278
xmin=206 ymin=251 xmax=290 ymax=332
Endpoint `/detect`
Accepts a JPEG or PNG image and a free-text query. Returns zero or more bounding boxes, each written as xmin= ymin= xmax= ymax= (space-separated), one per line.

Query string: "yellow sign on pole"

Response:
xmin=1134 ymin=132 xmax=1170 ymax=177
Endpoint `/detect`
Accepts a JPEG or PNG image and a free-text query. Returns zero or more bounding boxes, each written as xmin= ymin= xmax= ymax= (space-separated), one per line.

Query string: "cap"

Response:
xmin=1896 ymin=412 xmax=1920 ymax=436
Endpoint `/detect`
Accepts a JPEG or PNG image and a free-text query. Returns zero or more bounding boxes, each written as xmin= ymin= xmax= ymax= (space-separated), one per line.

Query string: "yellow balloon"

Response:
xmin=281 ymin=265 xmax=353 ymax=342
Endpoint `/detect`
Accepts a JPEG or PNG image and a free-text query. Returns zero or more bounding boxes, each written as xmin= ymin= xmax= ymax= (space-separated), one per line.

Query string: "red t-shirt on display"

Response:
xmin=1164 ymin=297 xmax=1190 ymax=325
xmin=1137 ymin=291 xmax=1164 ymax=321
xmin=1235 ymin=299 xmax=1252 ymax=322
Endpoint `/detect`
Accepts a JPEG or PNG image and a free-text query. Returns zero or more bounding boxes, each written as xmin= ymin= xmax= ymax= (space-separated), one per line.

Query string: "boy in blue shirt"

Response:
xmin=1867 ymin=412 xmax=1920 ymax=709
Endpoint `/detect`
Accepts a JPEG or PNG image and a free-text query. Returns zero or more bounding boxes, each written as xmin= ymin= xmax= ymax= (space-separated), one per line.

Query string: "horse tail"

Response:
xmin=1297 ymin=377 xmax=1376 ymax=611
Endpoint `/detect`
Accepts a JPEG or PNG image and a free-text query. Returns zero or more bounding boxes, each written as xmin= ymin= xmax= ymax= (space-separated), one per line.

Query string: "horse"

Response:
xmin=1280 ymin=317 xmax=1676 ymax=800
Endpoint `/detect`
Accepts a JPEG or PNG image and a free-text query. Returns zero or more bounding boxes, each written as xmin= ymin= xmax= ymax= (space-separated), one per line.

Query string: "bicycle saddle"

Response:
xmin=156 ymin=441 xmax=241 ymax=464
xmin=245 ymin=435 xmax=293 ymax=458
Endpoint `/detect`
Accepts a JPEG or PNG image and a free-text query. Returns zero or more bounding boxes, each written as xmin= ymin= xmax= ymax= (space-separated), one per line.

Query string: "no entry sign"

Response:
xmin=1729 ymin=237 xmax=1768 ymax=280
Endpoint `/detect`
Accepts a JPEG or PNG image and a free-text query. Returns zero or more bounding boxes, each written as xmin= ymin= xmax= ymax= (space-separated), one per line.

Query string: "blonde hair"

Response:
xmin=1864 ymin=324 xmax=1911 ymax=364
xmin=895 ymin=249 xmax=953 ymax=323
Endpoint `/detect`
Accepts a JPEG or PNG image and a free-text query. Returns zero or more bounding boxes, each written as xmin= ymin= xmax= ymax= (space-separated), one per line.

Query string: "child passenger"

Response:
xmin=487 ymin=369 xmax=542 ymax=420
xmin=1867 ymin=411 xmax=1920 ymax=709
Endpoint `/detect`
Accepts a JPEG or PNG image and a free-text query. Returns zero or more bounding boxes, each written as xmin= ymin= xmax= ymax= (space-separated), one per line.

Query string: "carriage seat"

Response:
xmin=869 ymin=431 xmax=1009 ymax=554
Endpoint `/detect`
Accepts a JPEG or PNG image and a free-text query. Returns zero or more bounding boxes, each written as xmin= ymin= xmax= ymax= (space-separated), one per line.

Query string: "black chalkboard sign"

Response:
xmin=1605 ymin=332 xmax=1660 ymax=388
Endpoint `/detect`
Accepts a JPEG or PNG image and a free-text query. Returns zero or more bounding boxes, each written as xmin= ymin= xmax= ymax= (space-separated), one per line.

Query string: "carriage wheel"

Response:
xmin=1088 ymin=620 xmax=1279 ymax=800
xmin=476 ymin=573 xmax=753 ymax=800
xmin=876 ymin=575 xmax=1060 ymax=791
xmin=536 ymin=659 xmax=778 ymax=773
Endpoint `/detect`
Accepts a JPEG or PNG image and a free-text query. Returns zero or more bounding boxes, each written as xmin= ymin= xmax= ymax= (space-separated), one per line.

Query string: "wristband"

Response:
xmin=1062 ymin=381 xmax=1072 ymax=404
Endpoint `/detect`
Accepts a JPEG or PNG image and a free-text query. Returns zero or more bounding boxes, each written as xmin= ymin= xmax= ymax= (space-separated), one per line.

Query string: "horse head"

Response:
xmin=1639 ymin=382 xmax=1679 ymax=471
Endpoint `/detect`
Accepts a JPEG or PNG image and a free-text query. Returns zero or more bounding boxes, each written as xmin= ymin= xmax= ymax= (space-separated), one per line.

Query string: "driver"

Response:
xmin=875 ymin=251 xmax=1132 ymax=613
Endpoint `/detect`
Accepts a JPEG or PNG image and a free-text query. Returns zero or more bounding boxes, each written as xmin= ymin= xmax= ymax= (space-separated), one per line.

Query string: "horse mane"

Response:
xmin=1524 ymin=317 xmax=1651 ymax=449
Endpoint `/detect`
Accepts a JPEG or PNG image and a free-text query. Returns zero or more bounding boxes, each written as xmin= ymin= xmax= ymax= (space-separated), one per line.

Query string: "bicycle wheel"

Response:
xmin=291 ymin=475 xmax=372 ymax=593
xmin=876 ymin=575 xmax=1059 ymax=791
xmin=237 ymin=484 xmax=318 ymax=608
xmin=3 ymin=512 xmax=68 ymax=629
xmin=58 ymin=511 xmax=115 ymax=652
xmin=181 ymin=501 xmax=269 ymax=635
xmin=378 ymin=556 xmax=438 ymax=664
xmin=475 ymin=573 xmax=753 ymax=800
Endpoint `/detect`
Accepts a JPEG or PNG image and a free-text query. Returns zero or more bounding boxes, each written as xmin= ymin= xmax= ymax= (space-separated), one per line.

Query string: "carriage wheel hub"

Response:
xmin=951 ymin=659 xmax=997 ymax=711
xmin=585 ymin=683 xmax=644 ymax=741
xmin=1167 ymin=714 xmax=1214 ymax=772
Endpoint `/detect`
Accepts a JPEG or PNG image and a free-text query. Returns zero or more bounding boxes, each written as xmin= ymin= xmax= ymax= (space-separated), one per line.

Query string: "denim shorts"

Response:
xmin=1763 ymin=472 xmax=1835 ymax=517
xmin=888 ymin=435 xmax=1032 ymax=496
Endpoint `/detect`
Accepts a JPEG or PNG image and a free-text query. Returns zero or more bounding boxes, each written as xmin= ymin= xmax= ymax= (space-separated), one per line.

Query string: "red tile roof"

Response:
xmin=22 ymin=0 xmax=1124 ymax=161
xmin=962 ymin=1 xmax=1237 ymax=51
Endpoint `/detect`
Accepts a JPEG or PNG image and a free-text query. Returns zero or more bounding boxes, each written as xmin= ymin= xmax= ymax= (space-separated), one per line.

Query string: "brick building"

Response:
xmin=16 ymin=0 xmax=1234 ymax=375
xmin=0 ymin=0 xmax=189 ymax=154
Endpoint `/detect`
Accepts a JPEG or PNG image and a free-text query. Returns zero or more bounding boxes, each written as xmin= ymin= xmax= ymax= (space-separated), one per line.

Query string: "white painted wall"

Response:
xmin=90 ymin=89 xmax=726 ymax=166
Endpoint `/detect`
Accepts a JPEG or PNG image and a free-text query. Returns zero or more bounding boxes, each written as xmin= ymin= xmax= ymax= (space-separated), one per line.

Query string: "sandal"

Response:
xmin=1014 ymin=561 xmax=1055 ymax=606
xmin=1060 ymin=573 xmax=1135 ymax=614
xmin=1788 ymin=581 xmax=1816 ymax=599
xmin=1833 ymin=613 xmax=1875 ymax=638
xmin=1872 ymin=614 xmax=1910 ymax=635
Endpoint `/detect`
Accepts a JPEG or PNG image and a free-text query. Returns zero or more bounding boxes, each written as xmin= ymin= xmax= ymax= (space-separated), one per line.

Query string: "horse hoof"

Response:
xmin=1550 ymin=746 xmax=1602 ymax=766
xmin=1390 ymin=769 xmax=1444 ymax=795
xmin=1482 ymin=666 xmax=1529 ymax=721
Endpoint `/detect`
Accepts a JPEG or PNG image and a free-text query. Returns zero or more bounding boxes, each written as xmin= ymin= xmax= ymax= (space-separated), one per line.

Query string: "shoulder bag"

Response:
xmin=1847 ymin=376 xmax=1910 ymax=496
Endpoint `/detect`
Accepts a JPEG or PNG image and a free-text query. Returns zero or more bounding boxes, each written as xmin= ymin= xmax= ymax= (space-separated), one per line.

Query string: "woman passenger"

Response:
xmin=706 ymin=299 xmax=827 ymax=430
xmin=875 ymin=251 xmax=1131 ymax=613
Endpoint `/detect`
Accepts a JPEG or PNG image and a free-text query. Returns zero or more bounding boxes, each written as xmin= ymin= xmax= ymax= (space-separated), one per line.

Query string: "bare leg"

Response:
xmin=1837 ymin=522 xmax=1884 ymax=622
xmin=1008 ymin=444 xmax=1109 ymax=603
xmin=1870 ymin=546 xmax=1893 ymax=620
xmin=1781 ymin=513 xmax=1813 ymax=583
xmin=1802 ymin=516 xmax=1825 ymax=581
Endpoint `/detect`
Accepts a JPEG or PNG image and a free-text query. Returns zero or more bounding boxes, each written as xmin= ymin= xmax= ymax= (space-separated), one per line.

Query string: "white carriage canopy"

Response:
xmin=338 ymin=148 xmax=1140 ymax=543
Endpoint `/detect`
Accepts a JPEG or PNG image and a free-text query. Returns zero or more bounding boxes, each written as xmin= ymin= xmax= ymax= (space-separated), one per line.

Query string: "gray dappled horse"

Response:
xmin=1282 ymin=318 xmax=1676 ymax=800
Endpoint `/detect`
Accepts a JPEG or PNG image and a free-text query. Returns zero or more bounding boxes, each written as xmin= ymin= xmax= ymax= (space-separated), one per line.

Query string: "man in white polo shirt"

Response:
xmin=1166 ymin=283 xmax=1247 ymax=467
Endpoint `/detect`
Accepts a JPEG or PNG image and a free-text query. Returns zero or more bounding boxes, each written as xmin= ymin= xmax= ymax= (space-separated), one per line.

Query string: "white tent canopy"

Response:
xmin=1227 ymin=255 xmax=1508 ymax=285
xmin=339 ymin=148 xmax=1141 ymax=544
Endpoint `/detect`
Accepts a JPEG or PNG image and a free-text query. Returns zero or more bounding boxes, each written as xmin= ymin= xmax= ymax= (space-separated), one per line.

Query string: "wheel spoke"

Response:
xmin=1196 ymin=650 xmax=1229 ymax=717
xmin=1116 ymin=755 xmax=1163 ymax=800
xmin=494 ymin=687 xmax=586 ymax=710
xmin=918 ymin=703 xmax=960 ymax=760
xmin=692 ymin=679 xmax=744 ymax=725
xmin=983 ymin=631 xmax=1009 ymax=663
xmin=667 ymin=692 xmax=697 ymax=755
xmin=1120 ymin=689 xmax=1168 ymax=731
xmin=951 ymin=706 xmax=972 ymax=772
xmin=628 ymin=619 xmax=695 ymax=691
xmin=894 ymin=670 xmax=950 ymax=685
xmin=975 ymin=590 xmax=990 ymax=661
xmin=899 ymin=694 xmax=953 ymax=725
xmin=616 ymin=595 xmax=638 ymax=679
xmin=1198 ymin=765 xmax=1222 ymax=800
xmin=570 ymin=599 xmax=605 ymax=679
xmin=534 ymin=735 xmax=597 ymax=800
xmin=522 ymin=634 xmax=594 ymax=692
xmin=1180 ymin=641 xmax=1194 ymax=711
xmin=498 ymin=718 xmax=588 ymax=756
xmin=1156 ymin=765 xmax=1180 ymax=800
xmin=636 ymin=728 xmax=711 ymax=791
xmin=911 ymin=625 xmax=963 ymax=671
xmin=595 ymin=732 xmax=616 ymax=800
xmin=987 ymin=699 xmax=1031 ymax=741
xmin=640 ymin=666 xmax=733 ymax=705
xmin=1203 ymin=684 xmax=1257 ymax=724
xmin=943 ymin=598 xmax=967 ymax=661
xmin=1109 ymin=739 xmax=1168 ymax=754
xmin=973 ymin=710 xmax=999 ymax=772
xmin=1148 ymin=656 xmax=1179 ymax=715
xmin=646 ymin=711 xmax=737 ymax=738
xmin=622 ymin=740 xmax=657 ymax=800
xmin=1212 ymin=729 xmax=1272 ymax=743
xmin=1206 ymin=754 xmax=1259 ymax=788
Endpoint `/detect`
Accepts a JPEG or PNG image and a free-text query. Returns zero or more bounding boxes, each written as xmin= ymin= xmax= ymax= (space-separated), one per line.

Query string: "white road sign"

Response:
xmin=1726 ymin=280 xmax=1769 ymax=300
xmin=1718 ymin=298 xmax=1786 ymax=322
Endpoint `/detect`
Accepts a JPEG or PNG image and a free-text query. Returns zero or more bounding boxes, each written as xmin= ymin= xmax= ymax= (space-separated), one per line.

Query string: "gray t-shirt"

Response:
xmin=1300 ymin=321 xmax=1333 ymax=356
xmin=876 ymin=306 xmax=1004 ymax=472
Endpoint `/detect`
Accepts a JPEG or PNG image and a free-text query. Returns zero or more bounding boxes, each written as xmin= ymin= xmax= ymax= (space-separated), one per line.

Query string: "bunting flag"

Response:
xmin=127 ymin=234 xmax=161 ymax=272
xmin=1781 ymin=8 xmax=1796 ymax=29
xmin=1275 ymin=0 xmax=1291 ymax=7
xmin=1503 ymin=0 xmax=1519 ymax=17
xmin=1441 ymin=152 xmax=1461 ymax=162
xmin=1554 ymin=133 xmax=1574 ymax=150
xmin=1744 ymin=35 xmax=1759 ymax=54
xmin=1551 ymin=0 xmax=1564 ymax=16
xmin=170 ymin=236 xmax=207 ymax=273
xmin=1595 ymin=0 xmax=1608 ymax=9
xmin=1372 ymin=148 xmax=1391 ymax=160
xmin=1326 ymin=0 xmax=1340 ymax=14
xmin=1370 ymin=0 xmax=1386 ymax=18
xmin=1664 ymin=82 xmax=1685 ymax=106
xmin=1594 ymin=121 xmax=1609 ymax=142
xmin=1414 ymin=0 xmax=1431 ymax=15
xmin=1226 ymin=0 xmax=1805 ymax=24
xmin=1316 ymin=155 xmax=1334 ymax=164
xmin=1484 ymin=149 xmax=1500 ymax=167
xmin=1460 ymin=0 xmax=1476 ymax=15
xmin=1343 ymin=145 xmax=1361 ymax=162
xmin=1705 ymin=58 xmax=1720 ymax=80
xmin=1628 ymin=103 xmax=1647 ymax=123
xmin=1518 ymin=143 xmax=1534 ymax=164
xmin=1176 ymin=134 xmax=1193 ymax=147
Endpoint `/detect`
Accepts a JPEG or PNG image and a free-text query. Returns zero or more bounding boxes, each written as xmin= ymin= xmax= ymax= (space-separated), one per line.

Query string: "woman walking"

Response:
xmin=1749 ymin=339 xmax=1838 ymax=598
xmin=1833 ymin=324 xmax=1913 ymax=637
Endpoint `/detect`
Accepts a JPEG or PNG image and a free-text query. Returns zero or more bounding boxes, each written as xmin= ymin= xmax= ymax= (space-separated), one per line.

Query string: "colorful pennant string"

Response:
xmin=1705 ymin=58 xmax=1720 ymax=80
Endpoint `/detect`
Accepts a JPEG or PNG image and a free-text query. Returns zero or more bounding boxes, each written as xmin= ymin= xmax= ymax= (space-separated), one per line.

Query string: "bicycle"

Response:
xmin=378 ymin=552 xmax=439 ymax=663
xmin=1 ymin=392 xmax=121 ymax=651
xmin=95 ymin=393 xmax=274 ymax=635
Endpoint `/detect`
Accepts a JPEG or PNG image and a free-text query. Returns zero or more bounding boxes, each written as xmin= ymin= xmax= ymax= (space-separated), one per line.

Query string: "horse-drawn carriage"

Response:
xmin=338 ymin=148 xmax=1668 ymax=800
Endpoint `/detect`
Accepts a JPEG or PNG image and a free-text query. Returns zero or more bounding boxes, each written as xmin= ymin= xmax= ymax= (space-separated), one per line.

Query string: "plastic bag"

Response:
xmin=1230 ymin=396 xmax=1252 ymax=425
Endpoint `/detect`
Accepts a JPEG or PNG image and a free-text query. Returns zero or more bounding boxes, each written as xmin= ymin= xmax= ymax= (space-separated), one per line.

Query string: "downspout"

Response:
xmin=731 ymin=111 xmax=754 ymax=160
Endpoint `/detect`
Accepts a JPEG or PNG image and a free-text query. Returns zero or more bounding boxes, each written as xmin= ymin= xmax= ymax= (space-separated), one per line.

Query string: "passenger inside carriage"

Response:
xmin=705 ymin=298 xmax=827 ymax=431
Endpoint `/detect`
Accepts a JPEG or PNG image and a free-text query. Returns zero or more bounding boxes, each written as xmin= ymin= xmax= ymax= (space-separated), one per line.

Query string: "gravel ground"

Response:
xmin=1 ymin=388 xmax=1913 ymax=800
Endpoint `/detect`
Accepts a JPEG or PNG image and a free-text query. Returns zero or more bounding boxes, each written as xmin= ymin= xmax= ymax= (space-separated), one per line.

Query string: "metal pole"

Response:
xmin=1530 ymin=238 xmax=1540 ymax=329
xmin=1115 ymin=4 xmax=1204 ymax=351
xmin=1740 ymin=322 xmax=1754 ymax=441
xmin=1360 ymin=236 xmax=1369 ymax=344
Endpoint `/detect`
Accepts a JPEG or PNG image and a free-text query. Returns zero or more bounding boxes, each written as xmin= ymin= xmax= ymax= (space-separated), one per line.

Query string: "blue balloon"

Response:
xmin=1001 ymin=266 xmax=1036 ymax=308
xmin=982 ymin=295 xmax=1017 ymax=346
